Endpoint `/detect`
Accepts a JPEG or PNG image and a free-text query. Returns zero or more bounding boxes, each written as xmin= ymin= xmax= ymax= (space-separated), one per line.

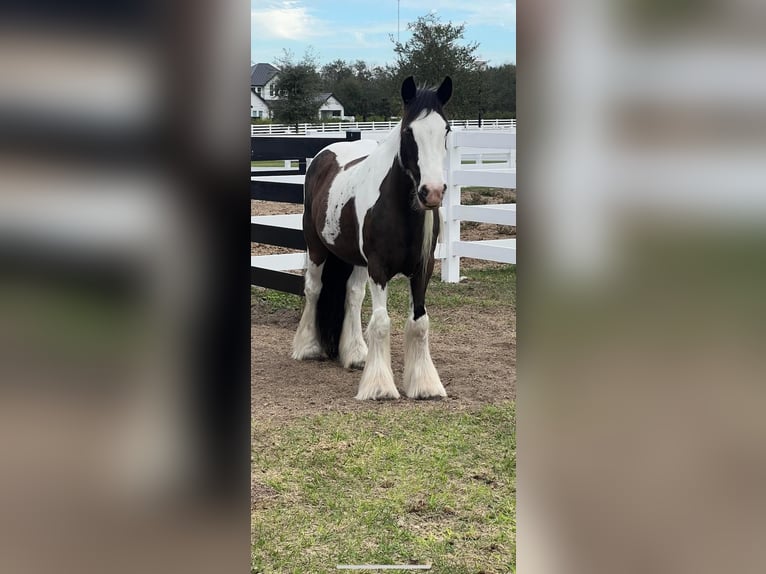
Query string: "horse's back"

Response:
xmin=319 ymin=139 xmax=378 ymax=170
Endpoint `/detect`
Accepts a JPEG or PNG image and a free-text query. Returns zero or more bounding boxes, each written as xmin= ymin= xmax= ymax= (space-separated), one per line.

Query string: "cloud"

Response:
xmin=401 ymin=0 xmax=516 ymax=28
xmin=465 ymin=1 xmax=516 ymax=27
xmin=251 ymin=1 xmax=330 ymax=40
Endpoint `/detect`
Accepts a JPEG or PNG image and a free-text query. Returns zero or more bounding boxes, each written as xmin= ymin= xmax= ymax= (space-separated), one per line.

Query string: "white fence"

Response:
xmin=251 ymin=118 xmax=516 ymax=136
xmin=439 ymin=130 xmax=516 ymax=282
xmin=251 ymin=129 xmax=516 ymax=283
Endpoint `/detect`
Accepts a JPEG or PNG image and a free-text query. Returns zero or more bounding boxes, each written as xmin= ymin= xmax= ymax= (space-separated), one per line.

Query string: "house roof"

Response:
xmin=316 ymin=93 xmax=344 ymax=106
xmin=251 ymin=63 xmax=279 ymax=87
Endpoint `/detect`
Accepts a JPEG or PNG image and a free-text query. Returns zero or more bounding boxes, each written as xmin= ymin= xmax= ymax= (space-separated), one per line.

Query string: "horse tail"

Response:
xmin=316 ymin=252 xmax=353 ymax=359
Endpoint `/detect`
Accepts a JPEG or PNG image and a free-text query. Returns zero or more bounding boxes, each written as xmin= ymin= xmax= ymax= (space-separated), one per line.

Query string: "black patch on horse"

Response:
xmin=316 ymin=253 xmax=353 ymax=359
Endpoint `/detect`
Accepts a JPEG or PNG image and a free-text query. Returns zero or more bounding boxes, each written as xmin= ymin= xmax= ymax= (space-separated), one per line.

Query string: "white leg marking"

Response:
xmin=355 ymin=281 xmax=399 ymax=400
xmin=403 ymin=313 xmax=446 ymax=399
xmin=292 ymin=260 xmax=326 ymax=360
xmin=339 ymin=266 xmax=369 ymax=369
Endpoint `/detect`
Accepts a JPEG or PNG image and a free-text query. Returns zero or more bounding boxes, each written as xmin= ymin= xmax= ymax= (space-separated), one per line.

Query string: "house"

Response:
xmin=250 ymin=90 xmax=271 ymax=119
xmin=250 ymin=62 xmax=347 ymax=120
xmin=250 ymin=63 xmax=280 ymax=101
xmin=316 ymin=93 xmax=345 ymax=120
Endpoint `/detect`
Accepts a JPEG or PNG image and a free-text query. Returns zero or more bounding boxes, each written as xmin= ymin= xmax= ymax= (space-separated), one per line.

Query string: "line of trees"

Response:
xmin=268 ymin=14 xmax=515 ymax=124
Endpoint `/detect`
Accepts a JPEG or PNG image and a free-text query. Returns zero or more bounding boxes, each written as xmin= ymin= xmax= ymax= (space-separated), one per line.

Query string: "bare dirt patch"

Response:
xmin=251 ymin=288 xmax=515 ymax=421
xmin=252 ymin=188 xmax=516 ymax=421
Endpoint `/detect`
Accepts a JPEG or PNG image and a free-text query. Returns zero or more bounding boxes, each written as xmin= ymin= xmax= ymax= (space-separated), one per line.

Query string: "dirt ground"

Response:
xmin=251 ymin=189 xmax=516 ymax=421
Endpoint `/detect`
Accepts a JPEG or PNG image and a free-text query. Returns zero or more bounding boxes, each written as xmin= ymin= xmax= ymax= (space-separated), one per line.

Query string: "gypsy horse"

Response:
xmin=292 ymin=76 xmax=452 ymax=400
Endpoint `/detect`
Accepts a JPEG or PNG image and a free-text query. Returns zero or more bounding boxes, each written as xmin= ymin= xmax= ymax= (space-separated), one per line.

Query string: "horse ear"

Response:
xmin=437 ymin=76 xmax=452 ymax=106
xmin=401 ymin=76 xmax=417 ymax=105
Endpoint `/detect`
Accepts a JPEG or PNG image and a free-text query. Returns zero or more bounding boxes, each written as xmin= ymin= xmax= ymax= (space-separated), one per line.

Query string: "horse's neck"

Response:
xmin=347 ymin=123 xmax=410 ymax=198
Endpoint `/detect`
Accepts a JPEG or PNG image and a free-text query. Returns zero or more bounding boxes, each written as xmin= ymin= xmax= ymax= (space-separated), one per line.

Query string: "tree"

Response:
xmin=270 ymin=50 xmax=322 ymax=125
xmin=391 ymin=14 xmax=481 ymax=118
xmin=483 ymin=64 xmax=516 ymax=118
xmin=319 ymin=60 xmax=398 ymax=121
xmin=320 ymin=59 xmax=354 ymax=84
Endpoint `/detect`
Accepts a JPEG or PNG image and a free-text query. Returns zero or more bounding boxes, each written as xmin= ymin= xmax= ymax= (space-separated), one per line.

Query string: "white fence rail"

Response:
xmin=251 ymin=118 xmax=516 ymax=136
xmin=251 ymin=129 xmax=516 ymax=283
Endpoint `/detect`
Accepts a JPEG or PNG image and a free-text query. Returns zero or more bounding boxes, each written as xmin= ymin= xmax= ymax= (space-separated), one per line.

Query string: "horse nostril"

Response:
xmin=418 ymin=187 xmax=428 ymax=201
xmin=442 ymin=184 xmax=447 ymax=192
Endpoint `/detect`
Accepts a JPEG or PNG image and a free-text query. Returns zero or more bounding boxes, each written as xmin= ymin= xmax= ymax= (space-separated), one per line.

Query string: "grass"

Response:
xmin=373 ymin=266 xmax=516 ymax=333
xmin=251 ymin=287 xmax=302 ymax=311
xmin=0 ymin=280 xmax=144 ymax=359
xmin=252 ymin=160 xmax=299 ymax=168
xmin=252 ymin=402 xmax=516 ymax=573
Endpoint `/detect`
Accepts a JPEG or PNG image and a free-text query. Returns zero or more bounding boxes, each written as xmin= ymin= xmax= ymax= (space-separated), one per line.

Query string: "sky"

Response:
xmin=251 ymin=0 xmax=516 ymax=69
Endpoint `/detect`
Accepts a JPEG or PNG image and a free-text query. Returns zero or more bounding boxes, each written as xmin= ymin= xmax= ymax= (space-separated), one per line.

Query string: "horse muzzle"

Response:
xmin=417 ymin=183 xmax=446 ymax=209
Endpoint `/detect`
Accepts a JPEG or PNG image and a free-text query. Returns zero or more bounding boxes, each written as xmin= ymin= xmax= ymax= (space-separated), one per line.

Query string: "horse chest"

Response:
xmin=362 ymin=201 xmax=430 ymax=279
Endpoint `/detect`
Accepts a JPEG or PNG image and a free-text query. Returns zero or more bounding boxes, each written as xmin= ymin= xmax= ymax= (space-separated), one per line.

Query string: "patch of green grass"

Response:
xmin=252 ymin=160 xmax=299 ymax=168
xmin=368 ymin=266 xmax=516 ymax=331
xmin=252 ymin=403 xmax=516 ymax=573
xmin=251 ymin=286 xmax=302 ymax=311
xmin=0 ymin=281 xmax=144 ymax=359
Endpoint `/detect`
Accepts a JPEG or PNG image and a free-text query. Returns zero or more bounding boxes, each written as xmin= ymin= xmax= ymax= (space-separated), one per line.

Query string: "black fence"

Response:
xmin=250 ymin=130 xmax=361 ymax=295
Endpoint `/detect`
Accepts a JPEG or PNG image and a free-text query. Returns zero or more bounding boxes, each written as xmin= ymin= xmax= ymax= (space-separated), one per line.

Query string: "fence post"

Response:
xmin=441 ymin=131 xmax=462 ymax=283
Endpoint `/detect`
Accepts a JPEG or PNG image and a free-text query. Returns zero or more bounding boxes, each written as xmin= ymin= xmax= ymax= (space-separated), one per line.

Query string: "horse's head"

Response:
xmin=398 ymin=76 xmax=452 ymax=210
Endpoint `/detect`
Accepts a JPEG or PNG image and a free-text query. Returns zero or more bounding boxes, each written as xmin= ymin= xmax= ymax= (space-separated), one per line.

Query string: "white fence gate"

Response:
xmin=251 ymin=129 xmax=516 ymax=283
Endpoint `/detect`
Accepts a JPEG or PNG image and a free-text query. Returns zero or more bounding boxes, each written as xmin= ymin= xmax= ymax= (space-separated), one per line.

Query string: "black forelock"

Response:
xmin=402 ymin=85 xmax=448 ymax=127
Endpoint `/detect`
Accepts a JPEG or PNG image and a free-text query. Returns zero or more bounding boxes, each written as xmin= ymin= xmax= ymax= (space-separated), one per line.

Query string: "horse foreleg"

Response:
xmin=292 ymin=259 xmax=326 ymax=360
xmin=403 ymin=270 xmax=445 ymax=399
xmin=355 ymin=279 xmax=399 ymax=400
xmin=339 ymin=265 xmax=368 ymax=370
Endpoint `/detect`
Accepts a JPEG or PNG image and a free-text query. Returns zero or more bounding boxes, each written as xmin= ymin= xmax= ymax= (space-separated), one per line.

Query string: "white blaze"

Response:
xmin=410 ymin=111 xmax=448 ymax=190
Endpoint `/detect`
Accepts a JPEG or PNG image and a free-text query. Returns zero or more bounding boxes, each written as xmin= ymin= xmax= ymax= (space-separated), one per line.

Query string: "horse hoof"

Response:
xmin=355 ymin=383 xmax=400 ymax=401
xmin=292 ymin=346 xmax=326 ymax=361
xmin=347 ymin=360 xmax=366 ymax=371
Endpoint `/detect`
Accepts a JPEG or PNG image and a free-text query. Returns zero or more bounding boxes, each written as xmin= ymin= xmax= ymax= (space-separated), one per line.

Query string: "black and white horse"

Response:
xmin=292 ymin=76 xmax=452 ymax=400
